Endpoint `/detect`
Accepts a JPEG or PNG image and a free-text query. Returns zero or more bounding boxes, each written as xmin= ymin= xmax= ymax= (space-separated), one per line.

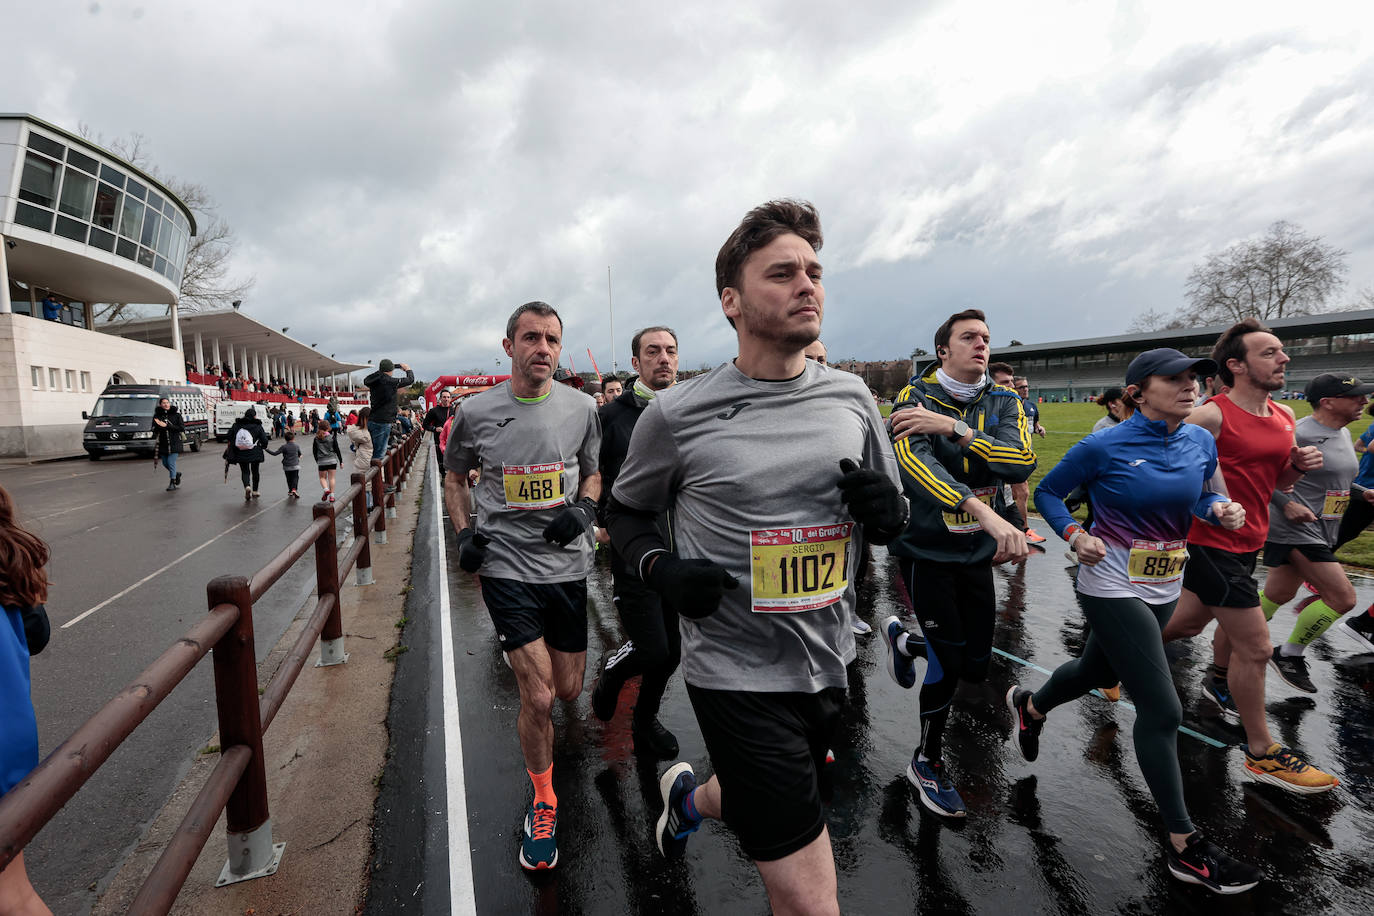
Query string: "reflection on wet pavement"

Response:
xmin=448 ymin=536 xmax=1374 ymax=914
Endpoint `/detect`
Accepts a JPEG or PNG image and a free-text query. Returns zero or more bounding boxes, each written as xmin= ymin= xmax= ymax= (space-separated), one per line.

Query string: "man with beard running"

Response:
xmin=878 ymin=309 xmax=1035 ymax=819
xmin=607 ymin=200 xmax=906 ymax=915
xmin=424 ymin=388 xmax=454 ymax=479
xmin=443 ymin=301 xmax=602 ymax=870
xmin=590 ymin=325 xmax=684 ymax=758
xmin=1160 ymin=318 xmax=1338 ymax=793
xmin=1255 ymin=374 xmax=1373 ymax=692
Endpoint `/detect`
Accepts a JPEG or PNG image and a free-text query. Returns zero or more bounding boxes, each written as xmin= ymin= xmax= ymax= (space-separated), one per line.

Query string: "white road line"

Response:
xmin=433 ymin=447 xmax=478 ymax=914
xmin=32 ymin=488 xmax=158 ymax=521
xmin=61 ymin=497 xmax=288 ymax=629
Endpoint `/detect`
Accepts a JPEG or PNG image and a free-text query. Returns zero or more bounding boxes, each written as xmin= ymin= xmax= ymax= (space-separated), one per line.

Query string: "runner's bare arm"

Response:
xmin=578 ymin=470 xmax=602 ymax=504
xmin=1184 ymin=400 xmax=1223 ymax=438
xmin=444 ymin=470 xmax=473 ymax=535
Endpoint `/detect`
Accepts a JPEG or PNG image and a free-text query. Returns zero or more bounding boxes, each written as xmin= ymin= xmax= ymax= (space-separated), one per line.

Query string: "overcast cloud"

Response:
xmin=10 ymin=0 xmax=1374 ymax=380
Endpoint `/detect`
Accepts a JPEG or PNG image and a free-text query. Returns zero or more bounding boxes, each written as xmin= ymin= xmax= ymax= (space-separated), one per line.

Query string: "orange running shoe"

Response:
xmin=1243 ymin=744 xmax=1338 ymax=795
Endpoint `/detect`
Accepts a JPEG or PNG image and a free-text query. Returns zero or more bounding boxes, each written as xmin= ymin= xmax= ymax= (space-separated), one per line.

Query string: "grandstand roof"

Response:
xmin=991 ymin=309 xmax=1374 ymax=359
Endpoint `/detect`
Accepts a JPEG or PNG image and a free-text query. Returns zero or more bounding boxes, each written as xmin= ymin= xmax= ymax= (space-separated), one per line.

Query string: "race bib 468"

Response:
xmin=750 ymin=523 xmax=853 ymax=613
xmin=503 ymin=462 xmax=566 ymax=510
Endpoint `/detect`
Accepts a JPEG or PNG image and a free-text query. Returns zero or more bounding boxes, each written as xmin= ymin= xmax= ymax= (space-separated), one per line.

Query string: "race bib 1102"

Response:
xmin=749 ymin=523 xmax=854 ymax=613
xmin=942 ymin=487 xmax=996 ymax=534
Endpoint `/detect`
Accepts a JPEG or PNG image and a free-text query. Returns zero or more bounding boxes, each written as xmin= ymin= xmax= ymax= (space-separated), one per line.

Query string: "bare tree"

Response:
xmin=1127 ymin=308 xmax=1189 ymax=333
xmin=78 ymin=125 xmax=253 ymax=321
xmin=1182 ymin=221 xmax=1347 ymax=325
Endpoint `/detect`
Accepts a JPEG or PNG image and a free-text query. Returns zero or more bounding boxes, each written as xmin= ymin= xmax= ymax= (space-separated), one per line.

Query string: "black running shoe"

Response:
xmin=1006 ymin=685 xmax=1045 ymax=762
xmin=1165 ymin=832 xmax=1261 ymax=895
xmin=1340 ymin=611 xmax=1374 ymax=654
xmin=1268 ymin=647 xmax=1317 ymax=694
xmin=633 ymin=718 xmax=679 ymax=759
xmin=655 ymin=762 xmax=702 ymax=858
xmin=1199 ymin=677 xmax=1240 ymax=724
xmin=174 ymin=471 xmax=182 ymax=487
xmin=591 ymin=641 xmax=634 ymax=722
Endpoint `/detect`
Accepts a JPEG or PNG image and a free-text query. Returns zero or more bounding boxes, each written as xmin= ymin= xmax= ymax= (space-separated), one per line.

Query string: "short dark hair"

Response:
xmin=631 ymin=326 xmax=678 ymax=358
xmin=505 ymin=301 xmax=563 ymax=342
xmin=1211 ymin=317 xmax=1271 ymax=386
xmin=715 ymin=201 xmax=823 ymax=328
xmin=934 ymin=309 xmax=987 ymax=356
xmin=988 ymin=361 xmax=1015 ymax=379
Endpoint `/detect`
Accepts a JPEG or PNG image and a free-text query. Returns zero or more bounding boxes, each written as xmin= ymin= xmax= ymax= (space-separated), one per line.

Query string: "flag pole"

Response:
xmin=607 ymin=265 xmax=617 ymax=374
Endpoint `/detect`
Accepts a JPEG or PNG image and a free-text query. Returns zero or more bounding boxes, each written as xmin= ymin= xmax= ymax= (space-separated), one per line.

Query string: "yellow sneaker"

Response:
xmin=1243 ymin=744 xmax=1339 ymax=794
xmin=1098 ymin=683 xmax=1121 ymax=703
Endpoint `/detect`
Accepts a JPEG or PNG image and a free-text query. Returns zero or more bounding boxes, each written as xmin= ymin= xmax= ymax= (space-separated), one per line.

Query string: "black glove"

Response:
xmin=542 ymin=497 xmax=598 ymax=547
xmin=22 ymin=604 xmax=50 ymax=656
xmin=837 ymin=458 xmax=907 ymax=541
xmin=646 ymin=556 xmax=739 ymax=620
xmin=456 ymin=528 xmax=490 ymax=572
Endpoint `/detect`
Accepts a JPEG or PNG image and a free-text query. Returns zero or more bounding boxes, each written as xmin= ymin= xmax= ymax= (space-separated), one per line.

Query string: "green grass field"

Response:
xmin=884 ymin=399 xmax=1374 ymax=568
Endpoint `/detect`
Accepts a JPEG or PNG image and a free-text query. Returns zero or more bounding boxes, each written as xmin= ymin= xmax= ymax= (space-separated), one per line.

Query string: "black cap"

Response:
xmin=1096 ymin=386 xmax=1125 ymax=406
xmin=1125 ymin=348 xmax=1218 ymax=387
xmin=1305 ymin=373 xmax=1374 ymax=401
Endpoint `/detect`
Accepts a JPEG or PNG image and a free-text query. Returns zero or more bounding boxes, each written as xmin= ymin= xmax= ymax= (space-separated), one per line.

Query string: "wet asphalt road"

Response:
xmin=1 ymin=445 xmax=344 ymax=915
xmin=378 ymin=455 xmax=1374 ymax=915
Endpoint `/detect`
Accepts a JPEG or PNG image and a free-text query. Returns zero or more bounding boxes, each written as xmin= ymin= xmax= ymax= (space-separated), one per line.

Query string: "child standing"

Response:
xmin=265 ymin=431 xmax=303 ymax=498
xmin=313 ymin=422 xmax=343 ymax=502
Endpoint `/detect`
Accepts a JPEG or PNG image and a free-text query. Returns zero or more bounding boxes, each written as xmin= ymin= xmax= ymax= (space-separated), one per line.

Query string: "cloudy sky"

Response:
xmin=11 ymin=1 xmax=1374 ymax=381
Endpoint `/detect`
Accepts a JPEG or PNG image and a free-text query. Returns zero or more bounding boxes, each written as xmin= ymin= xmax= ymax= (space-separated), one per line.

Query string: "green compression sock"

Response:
xmin=1259 ymin=590 xmax=1281 ymax=622
xmin=1289 ymin=599 xmax=1341 ymax=649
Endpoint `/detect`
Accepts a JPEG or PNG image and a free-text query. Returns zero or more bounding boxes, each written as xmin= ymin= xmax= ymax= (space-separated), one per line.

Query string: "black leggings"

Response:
xmin=240 ymin=463 xmax=261 ymax=490
xmin=1335 ymin=496 xmax=1374 ymax=550
xmin=604 ymin=565 xmax=681 ymax=724
xmin=899 ymin=558 xmax=995 ymax=762
xmin=1031 ymin=593 xmax=1192 ymax=834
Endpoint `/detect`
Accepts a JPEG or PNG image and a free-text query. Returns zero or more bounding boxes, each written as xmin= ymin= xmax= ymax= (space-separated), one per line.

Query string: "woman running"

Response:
xmin=1005 ymin=348 xmax=1262 ymax=895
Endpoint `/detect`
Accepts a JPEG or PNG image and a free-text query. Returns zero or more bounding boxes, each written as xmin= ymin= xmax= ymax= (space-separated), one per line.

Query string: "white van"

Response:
xmin=214 ymin=400 xmax=269 ymax=442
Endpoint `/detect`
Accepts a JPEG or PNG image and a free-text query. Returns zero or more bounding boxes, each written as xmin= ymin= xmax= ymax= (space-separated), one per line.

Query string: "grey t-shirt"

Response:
xmin=445 ymin=381 xmax=601 ymax=583
xmin=1267 ymin=415 xmax=1357 ymax=547
xmin=612 ymin=360 xmax=900 ymax=693
xmin=1091 ymin=415 xmax=1119 ymax=433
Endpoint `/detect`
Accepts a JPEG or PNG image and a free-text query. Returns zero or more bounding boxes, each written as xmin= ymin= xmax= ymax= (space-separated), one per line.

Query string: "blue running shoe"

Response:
xmin=907 ymin=757 xmax=966 ymax=818
xmin=655 ymin=762 xmax=703 ymax=858
xmin=519 ymin=802 xmax=558 ymax=870
xmin=1200 ymin=676 xmax=1240 ymax=724
xmin=881 ymin=616 xmax=919 ymax=689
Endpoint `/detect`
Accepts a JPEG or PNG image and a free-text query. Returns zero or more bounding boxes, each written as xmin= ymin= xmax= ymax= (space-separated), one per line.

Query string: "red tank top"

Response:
xmin=1188 ymin=393 xmax=1294 ymax=553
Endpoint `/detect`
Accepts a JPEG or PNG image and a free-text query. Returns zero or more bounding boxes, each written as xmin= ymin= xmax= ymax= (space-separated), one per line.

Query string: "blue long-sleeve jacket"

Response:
xmin=1035 ymin=411 xmax=1224 ymax=601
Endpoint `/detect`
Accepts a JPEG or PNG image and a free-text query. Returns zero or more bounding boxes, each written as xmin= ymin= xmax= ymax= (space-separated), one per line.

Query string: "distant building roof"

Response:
xmin=991 ymin=309 xmax=1374 ymax=360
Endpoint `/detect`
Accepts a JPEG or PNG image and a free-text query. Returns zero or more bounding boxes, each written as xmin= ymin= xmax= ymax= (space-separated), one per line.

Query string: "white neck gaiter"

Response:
xmin=935 ymin=368 xmax=985 ymax=403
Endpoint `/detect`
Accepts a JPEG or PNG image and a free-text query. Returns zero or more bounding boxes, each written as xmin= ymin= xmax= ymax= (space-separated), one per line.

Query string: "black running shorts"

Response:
xmin=478 ymin=576 xmax=588 ymax=653
xmin=1262 ymin=541 xmax=1339 ymax=569
xmin=1182 ymin=543 xmax=1260 ymax=608
xmin=686 ymin=684 xmax=844 ymax=862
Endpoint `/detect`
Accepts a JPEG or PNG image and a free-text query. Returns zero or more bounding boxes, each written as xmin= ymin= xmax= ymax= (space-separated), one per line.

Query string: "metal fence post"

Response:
xmin=313 ymin=503 xmax=348 ymax=667
xmin=207 ymin=575 xmax=285 ymax=886
xmin=351 ymin=472 xmax=374 ymax=585
xmin=372 ymin=460 xmax=388 ymax=544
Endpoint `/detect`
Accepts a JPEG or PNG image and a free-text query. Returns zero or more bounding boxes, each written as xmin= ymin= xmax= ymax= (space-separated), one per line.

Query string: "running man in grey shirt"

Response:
xmin=1258 ymin=373 xmax=1374 ymax=692
xmin=443 ymin=301 xmax=602 ymax=872
xmin=606 ymin=200 xmax=906 ymax=914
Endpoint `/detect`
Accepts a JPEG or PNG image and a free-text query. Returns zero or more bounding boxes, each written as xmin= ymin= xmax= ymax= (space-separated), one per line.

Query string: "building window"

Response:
xmin=80 ymin=372 xmax=92 ymax=392
xmin=26 ymin=132 xmax=65 ymax=159
xmin=31 ymin=366 xmax=44 ymax=390
xmin=18 ymin=152 xmax=58 ymax=208
xmin=119 ymin=195 xmax=145 ymax=239
xmin=49 ymin=368 xmax=61 ymax=390
xmin=93 ymin=182 xmax=121 ymax=230
xmin=65 ymin=370 xmax=76 ymax=391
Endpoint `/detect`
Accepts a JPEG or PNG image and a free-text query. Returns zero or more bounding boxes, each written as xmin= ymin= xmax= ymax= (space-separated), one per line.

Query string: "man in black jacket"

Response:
xmin=590 ymin=326 xmax=682 ymax=758
xmin=423 ymin=389 xmax=454 ymax=478
xmin=364 ymin=358 xmax=415 ymax=463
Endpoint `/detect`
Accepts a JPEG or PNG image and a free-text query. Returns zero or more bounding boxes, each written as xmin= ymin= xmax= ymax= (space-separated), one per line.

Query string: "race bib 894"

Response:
xmin=1127 ymin=538 xmax=1188 ymax=585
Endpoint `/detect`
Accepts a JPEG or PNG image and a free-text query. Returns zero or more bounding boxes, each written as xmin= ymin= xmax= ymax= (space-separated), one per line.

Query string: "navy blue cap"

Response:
xmin=1125 ymin=348 xmax=1218 ymax=387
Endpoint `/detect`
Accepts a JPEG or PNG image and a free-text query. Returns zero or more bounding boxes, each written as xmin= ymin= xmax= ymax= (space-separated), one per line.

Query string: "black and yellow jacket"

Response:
xmin=888 ymin=370 xmax=1036 ymax=564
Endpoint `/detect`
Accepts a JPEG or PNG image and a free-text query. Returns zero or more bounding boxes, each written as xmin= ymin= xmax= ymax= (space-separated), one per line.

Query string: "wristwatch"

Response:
xmin=948 ymin=419 xmax=970 ymax=441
